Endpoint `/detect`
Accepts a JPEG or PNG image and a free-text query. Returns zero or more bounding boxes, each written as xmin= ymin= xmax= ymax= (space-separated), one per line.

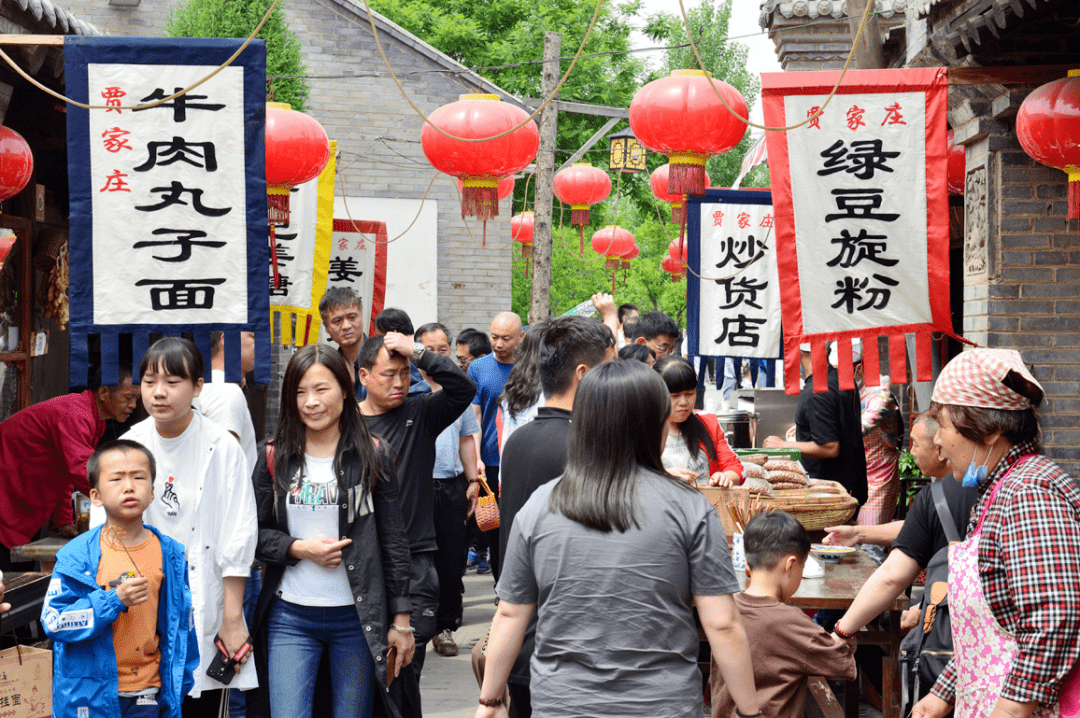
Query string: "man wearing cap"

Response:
xmin=912 ymin=349 xmax=1080 ymax=718
xmin=763 ymin=343 xmax=867 ymax=504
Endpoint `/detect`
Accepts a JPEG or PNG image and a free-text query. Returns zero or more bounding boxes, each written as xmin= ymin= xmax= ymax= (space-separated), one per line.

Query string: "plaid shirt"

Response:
xmin=931 ymin=441 xmax=1080 ymax=706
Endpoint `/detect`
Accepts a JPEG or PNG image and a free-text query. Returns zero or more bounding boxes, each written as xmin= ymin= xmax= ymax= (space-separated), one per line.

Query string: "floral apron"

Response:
xmin=950 ymin=456 xmax=1080 ymax=718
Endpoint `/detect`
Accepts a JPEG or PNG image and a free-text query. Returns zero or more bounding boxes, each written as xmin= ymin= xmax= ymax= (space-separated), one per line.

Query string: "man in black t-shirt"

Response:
xmin=764 ymin=344 xmax=867 ymax=503
xmin=497 ymin=316 xmax=615 ymax=718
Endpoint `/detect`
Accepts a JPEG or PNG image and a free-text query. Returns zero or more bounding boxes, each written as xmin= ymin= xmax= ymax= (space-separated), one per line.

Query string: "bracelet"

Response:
xmin=834 ymin=623 xmax=856 ymax=640
xmin=479 ymin=697 xmax=505 ymax=707
xmin=735 ymin=709 xmax=763 ymax=717
xmin=390 ymin=624 xmax=415 ymax=634
xmin=468 ymin=479 xmax=481 ymax=484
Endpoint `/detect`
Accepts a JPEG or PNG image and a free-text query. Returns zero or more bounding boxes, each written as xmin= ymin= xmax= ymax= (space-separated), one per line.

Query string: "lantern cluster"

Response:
xmin=553 ymin=163 xmax=611 ymax=253
xmin=511 ymin=211 xmax=535 ymax=276
xmin=421 ymin=94 xmax=539 ymax=244
xmin=630 ymin=69 xmax=748 ymax=195
xmin=591 ymin=225 xmax=635 ymax=292
xmin=662 ymin=239 xmax=687 ymax=283
xmin=1015 ymin=70 xmax=1080 ymax=220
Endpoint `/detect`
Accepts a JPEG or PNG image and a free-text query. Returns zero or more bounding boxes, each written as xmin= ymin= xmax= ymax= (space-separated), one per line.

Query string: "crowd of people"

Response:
xmin=1 ymin=287 xmax=1079 ymax=718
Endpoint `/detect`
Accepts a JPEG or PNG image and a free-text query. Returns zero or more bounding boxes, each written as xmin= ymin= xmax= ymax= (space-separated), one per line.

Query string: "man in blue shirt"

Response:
xmin=467 ymin=311 xmax=523 ymax=580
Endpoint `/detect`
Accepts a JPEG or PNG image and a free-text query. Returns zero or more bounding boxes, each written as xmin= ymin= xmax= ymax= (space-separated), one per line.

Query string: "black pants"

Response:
xmin=433 ymin=474 xmax=469 ymax=634
xmin=508 ymin=682 xmax=532 ymax=718
xmin=182 ymin=689 xmax=230 ymax=718
xmin=466 ymin=464 xmax=501 ymax=579
xmin=392 ymin=552 xmax=439 ymax=718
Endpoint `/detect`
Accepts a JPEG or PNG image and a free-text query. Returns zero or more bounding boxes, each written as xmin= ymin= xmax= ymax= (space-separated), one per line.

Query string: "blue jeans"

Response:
xmin=119 ymin=693 xmax=165 ymax=717
xmin=267 ymin=599 xmax=376 ymax=718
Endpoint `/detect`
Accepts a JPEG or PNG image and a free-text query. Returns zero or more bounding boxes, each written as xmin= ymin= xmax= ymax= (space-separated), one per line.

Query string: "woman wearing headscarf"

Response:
xmin=912 ymin=349 xmax=1080 ymax=718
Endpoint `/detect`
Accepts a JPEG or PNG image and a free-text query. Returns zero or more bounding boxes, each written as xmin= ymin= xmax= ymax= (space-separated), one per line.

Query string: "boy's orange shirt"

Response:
xmin=97 ymin=530 xmax=164 ymax=693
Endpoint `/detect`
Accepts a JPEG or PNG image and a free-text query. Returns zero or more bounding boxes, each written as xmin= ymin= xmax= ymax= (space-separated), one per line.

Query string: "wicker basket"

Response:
xmin=757 ymin=482 xmax=859 ymax=531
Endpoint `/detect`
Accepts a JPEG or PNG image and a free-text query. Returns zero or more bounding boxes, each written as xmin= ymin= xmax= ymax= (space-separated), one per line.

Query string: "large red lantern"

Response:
xmin=458 ymin=175 xmax=516 ymax=222
xmin=511 ymin=211 xmax=535 ymax=276
xmin=947 ymin=129 xmax=965 ymax=195
xmin=265 ymin=102 xmax=331 ymax=288
xmin=265 ymin=103 xmax=331 ymax=226
xmin=0 ymin=126 xmax=32 ymax=202
xmin=1016 ymin=70 xmax=1080 ymax=219
xmin=422 ymin=94 xmax=539 ymax=244
xmin=553 ymin=162 xmax=612 ymax=253
xmin=650 ymin=163 xmax=711 ymax=225
xmin=591 ymin=225 xmax=635 ymax=292
xmin=661 ymin=254 xmax=684 ymax=283
xmin=630 ymin=69 xmax=748 ymax=195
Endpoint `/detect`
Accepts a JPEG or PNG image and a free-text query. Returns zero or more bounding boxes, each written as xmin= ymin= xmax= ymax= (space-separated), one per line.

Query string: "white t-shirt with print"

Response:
xmin=143 ymin=419 xmax=201 ymax=539
xmin=278 ymin=455 xmax=354 ymax=607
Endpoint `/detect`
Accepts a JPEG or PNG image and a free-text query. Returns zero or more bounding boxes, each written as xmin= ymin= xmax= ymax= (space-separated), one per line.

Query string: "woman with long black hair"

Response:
xmin=252 ymin=345 xmax=413 ymax=718
xmin=476 ymin=361 xmax=759 ymax=718
xmin=654 ymin=356 xmax=744 ymax=487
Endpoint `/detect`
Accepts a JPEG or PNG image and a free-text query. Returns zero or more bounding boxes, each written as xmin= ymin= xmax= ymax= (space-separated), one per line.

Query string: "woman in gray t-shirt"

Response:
xmin=476 ymin=361 xmax=760 ymax=718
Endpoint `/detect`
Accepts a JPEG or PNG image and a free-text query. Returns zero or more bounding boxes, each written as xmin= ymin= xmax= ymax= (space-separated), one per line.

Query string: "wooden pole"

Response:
xmin=846 ymin=0 xmax=884 ymax=69
xmin=528 ymin=32 xmax=560 ymax=325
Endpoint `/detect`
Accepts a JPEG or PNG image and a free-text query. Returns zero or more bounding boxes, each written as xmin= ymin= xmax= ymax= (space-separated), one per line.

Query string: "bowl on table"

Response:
xmin=810 ymin=544 xmax=857 ymax=564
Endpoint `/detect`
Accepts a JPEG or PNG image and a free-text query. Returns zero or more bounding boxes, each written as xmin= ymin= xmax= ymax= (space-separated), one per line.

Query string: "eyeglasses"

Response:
xmin=645 ymin=338 xmax=676 ymax=357
xmin=456 ymin=356 xmax=472 ymax=368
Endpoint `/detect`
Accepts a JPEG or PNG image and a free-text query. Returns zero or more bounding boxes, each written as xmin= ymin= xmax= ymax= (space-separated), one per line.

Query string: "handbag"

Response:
xmin=475 ymin=475 xmax=500 ymax=532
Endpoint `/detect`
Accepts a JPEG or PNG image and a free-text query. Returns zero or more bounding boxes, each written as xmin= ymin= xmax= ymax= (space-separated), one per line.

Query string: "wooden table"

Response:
xmin=1 ymin=572 xmax=50 ymax=632
xmin=10 ymin=536 xmax=70 ymax=572
xmin=728 ymin=550 xmax=909 ymax=718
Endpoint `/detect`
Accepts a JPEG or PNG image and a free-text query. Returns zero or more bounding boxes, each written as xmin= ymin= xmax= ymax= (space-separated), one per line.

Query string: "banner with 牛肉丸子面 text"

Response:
xmin=762 ymin=67 xmax=957 ymax=395
xmin=686 ymin=189 xmax=781 ymax=360
xmin=65 ymin=36 xmax=270 ymax=386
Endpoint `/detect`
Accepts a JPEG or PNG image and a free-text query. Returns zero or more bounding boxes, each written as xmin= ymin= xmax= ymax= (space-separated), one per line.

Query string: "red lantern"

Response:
xmin=0 ymin=126 xmax=32 ymax=202
xmin=668 ymin=238 xmax=688 ymax=264
xmin=265 ymin=102 xmax=331 ymax=288
xmin=553 ymin=162 xmax=612 ymax=252
xmin=591 ymin=225 xmax=635 ymax=292
xmin=511 ymin=211 xmax=535 ymax=277
xmin=630 ymin=69 xmax=748 ymax=195
xmin=661 ymin=254 xmax=684 ymax=283
xmin=1016 ymin=71 xmax=1080 ymax=219
xmin=458 ymin=174 xmax=516 ymax=220
xmin=650 ymin=163 xmax=711 ymax=225
xmin=422 ymin=94 xmax=539 ymax=244
xmin=265 ymin=103 xmax=331 ymax=226
xmin=620 ymin=242 xmax=640 ymax=282
xmin=946 ymin=130 xmax=965 ymax=195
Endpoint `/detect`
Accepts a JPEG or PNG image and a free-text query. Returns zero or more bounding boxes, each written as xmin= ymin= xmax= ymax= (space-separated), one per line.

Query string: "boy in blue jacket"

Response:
xmin=42 ymin=439 xmax=199 ymax=717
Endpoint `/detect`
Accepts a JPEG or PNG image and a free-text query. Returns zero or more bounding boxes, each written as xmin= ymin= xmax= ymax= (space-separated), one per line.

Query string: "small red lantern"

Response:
xmin=265 ymin=102 xmax=331 ymax=288
xmin=511 ymin=211 xmax=535 ymax=276
xmin=650 ymin=163 xmax=712 ymax=225
xmin=668 ymin=238 xmax=688 ymax=264
xmin=458 ymin=175 xmax=516 ymax=221
xmin=661 ymin=254 xmax=684 ymax=283
xmin=422 ymin=94 xmax=539 ymax=244
xmin=591 ymin=225 xmax=635 ymax=292
xmin=265 ymin=103 xmax=331 ymax=226
xmin=1016 ymin=70 xmax=1080 ymax=219
xmin=553 ymin=162 xmax=612 ymax=253
xmin=630 ymin=69 xmax=748 ymax=195
xmin=0 ymin=126 xmax=32 ymax=202
xmin=947 ymin=130 xmax=965 ymax=195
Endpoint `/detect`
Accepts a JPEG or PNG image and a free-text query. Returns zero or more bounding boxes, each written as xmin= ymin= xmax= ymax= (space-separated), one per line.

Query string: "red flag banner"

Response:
xmin=762 ymin=68 xmax=955 ymax=394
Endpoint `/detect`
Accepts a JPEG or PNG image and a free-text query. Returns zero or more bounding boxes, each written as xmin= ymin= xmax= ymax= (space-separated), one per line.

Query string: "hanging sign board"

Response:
xmin=269 ymin=141 xmax=335 ymax=346
xmin=317 ymin=218 xmax=388 ymax=343
xmin=65 ymin=37 xmax=270 ymax=385
xmin=686 ymin=189 xmax=781 ymax=360
xmin=762 ymin=67 xmax=954 ymax=394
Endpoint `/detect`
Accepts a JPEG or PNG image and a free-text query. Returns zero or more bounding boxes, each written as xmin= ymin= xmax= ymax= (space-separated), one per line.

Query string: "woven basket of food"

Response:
xmin=758 ymin=481 xmax=859 ymax=531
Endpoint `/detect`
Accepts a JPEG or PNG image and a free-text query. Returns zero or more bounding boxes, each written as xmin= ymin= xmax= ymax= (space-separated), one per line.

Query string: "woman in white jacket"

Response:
xmin=126 ymin=337 xmax=259 ymax=717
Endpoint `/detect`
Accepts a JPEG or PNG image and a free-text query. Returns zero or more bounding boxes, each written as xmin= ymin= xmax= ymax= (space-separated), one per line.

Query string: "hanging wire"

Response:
xmin=335 ymin=160 xmax=440 ymax=244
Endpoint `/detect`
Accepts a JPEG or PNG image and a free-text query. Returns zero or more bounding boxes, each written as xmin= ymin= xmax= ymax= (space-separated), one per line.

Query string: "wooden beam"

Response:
xmin=948 ymin=64 xmax=1074 ymax=85
xmin=847 ymin=0 xmax=885 ymax=69
xmin=0 ymin=35 xmax=64 ymax=45
xmin=522 ymin=97 xmax=628 ymax=119
xmin=558 ymin=116 xmax=621 ymax=171
xmin=528 ymin=32 xmax=560 ymax=326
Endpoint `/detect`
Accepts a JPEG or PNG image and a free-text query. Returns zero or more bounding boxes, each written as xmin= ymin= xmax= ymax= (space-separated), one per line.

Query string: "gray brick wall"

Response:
xmin=62 ymin=0 xmax=513 ymax=340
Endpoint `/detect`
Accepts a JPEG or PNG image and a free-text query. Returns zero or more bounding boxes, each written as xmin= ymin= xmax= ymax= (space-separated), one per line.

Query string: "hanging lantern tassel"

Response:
xmin=670 ymin=199 xmax=683 ymax=225
xmin=578 ymin=226 xmax=585 ymax=254
xmin=1070 ymin=171 xmax=1079 ymax=220
xmin=269 ymin=224 xmax=281 ymax=290
xmin=268 ymin=186 xmax=290 ymax=226
xmin=668 ymin=153 xmax=708 ymax=195
xmin=571 ymin=203 xmax=590 ymax=225
xmin=462 ymin=177 xmax=500 ymax=222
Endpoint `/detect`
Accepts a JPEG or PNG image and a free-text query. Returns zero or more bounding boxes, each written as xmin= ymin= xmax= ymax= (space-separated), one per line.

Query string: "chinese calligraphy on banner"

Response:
xmin=269 ymin=141 xmax=335 ymax=346
xmin=65 ymin=37 xmax=270 ymax=385
xmin=686 ymin=189 xmax=781 ymax=359
xmin=762 ymin=68 xmax=955 ymax=395
xmin=317 ymin=218 xmax=388 ymax=343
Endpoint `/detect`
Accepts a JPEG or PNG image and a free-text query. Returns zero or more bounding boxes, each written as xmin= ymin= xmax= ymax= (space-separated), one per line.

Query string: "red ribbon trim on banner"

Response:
xmin=889 ymin=333 xmax=908 ymax=386
xmin=837 ymin=338 xmax=855 ymax=392
xmin=863 ymin=335 xmax=880 ymax=387
xmin=916 ymin=330 xmax=933 ymax=382
xmin=811 ymin=337 xmax=830 ymax=393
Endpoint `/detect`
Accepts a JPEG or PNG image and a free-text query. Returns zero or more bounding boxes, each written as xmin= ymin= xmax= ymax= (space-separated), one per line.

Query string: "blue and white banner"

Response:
xmin=66 ymin=37 xmax=270 ymax=385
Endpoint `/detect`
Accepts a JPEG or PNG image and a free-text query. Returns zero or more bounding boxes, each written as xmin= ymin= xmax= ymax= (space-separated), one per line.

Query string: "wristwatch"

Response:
xmin=411 ymin=342 xmax=426 ymax=362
